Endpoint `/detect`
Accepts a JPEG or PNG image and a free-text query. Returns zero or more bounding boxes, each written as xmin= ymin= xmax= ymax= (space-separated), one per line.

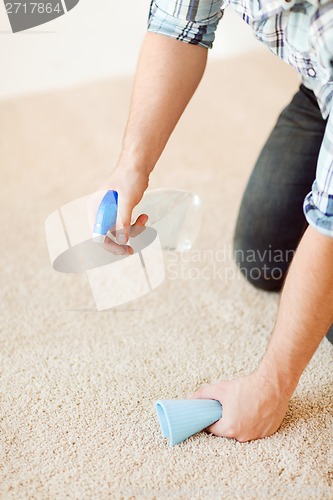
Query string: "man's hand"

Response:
xmin=87 ymin=164 xmax=149 ymax=256
xmin=188 ymin=371 xmax=290 ymax=442
xmin=189 ymin=225 xmax=333 ymax=443
xmin=100 ymin=164 xmax=150 ymax=244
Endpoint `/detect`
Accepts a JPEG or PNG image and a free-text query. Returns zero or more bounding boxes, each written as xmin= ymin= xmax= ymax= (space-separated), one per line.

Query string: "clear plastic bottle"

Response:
xmin=133 ymin=188 xmax=203 ymax=251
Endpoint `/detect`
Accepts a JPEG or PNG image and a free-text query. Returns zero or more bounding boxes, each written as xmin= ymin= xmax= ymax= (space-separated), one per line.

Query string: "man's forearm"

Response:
xmin=118 ymin=32 xmax=208 ymax=174
xmin=258 ymin=225 xmax=333 ymax=396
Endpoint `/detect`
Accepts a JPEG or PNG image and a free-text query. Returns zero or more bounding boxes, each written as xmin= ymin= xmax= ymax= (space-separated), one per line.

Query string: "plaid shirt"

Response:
xmin=148 ymin=0 xmax=333 ymax=237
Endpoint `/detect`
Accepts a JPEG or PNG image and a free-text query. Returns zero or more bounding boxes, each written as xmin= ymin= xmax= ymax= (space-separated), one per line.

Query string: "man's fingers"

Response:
xmin=187 ymin=383 xmax=222 ymax=401
xmin=134 ymin=213 xmax=149 ymax=226
xmin=103 ymin=235 xmax=133 ymax=256
xmin=129 ymin=214 xmax=149 ymax=238
xmin=103 ymin=213 xmax=148 ymax=253
xmin=114 ymin=213 xmax=148 ymax=241
xmin=205 ymin=421 xmax=224 ymax=437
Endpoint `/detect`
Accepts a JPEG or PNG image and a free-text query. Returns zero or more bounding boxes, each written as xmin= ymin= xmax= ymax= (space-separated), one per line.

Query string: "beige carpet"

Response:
xmin=0 ymin=50 xmax=332 ymax=499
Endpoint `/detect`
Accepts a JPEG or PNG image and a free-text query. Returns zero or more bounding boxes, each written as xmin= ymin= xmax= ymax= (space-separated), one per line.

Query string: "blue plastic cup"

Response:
xmin=155 ymin=399 xmax=223 ymax=446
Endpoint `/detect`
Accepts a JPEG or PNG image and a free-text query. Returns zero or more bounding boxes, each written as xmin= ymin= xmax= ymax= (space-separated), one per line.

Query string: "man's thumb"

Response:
xmin=116 ymin=199 xmax=133 ymax=244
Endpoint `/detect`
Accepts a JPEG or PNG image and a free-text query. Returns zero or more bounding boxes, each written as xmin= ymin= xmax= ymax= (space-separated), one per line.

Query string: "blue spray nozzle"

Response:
xmin=92 ymin=190 xmax=118 ymax=239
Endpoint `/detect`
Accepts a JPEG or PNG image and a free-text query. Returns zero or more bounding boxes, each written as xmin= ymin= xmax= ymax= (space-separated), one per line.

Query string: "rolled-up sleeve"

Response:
xmin=147 ymin=0 xmax=224 ymax=49
xmin=304 ymin=110 xmax=333 ymax=237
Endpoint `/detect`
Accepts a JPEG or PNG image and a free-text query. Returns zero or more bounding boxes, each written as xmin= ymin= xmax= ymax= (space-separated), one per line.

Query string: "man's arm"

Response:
xmin=120 ymin=33 xmax=208 ymax=175
xmin=102 ymin=33 xmax=208 ymax=243
xmin=258 ymin=225 xmax=333 ymax=394
xmin=190 ymin=225 xmax=333 ymax=441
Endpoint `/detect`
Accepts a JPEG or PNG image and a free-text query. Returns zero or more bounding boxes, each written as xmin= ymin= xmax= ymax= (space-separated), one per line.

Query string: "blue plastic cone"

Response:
xmin=155 ymin=399 xmax=223 ymax=446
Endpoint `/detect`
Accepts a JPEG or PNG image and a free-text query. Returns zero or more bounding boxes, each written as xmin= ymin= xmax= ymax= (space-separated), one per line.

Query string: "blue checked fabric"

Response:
xmin=148 ymin=0 xmax=333 ymax=237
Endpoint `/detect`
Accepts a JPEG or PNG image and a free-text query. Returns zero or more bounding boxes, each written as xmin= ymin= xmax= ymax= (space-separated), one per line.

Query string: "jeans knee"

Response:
xmin=233 ymin=240 xmax=286 ymax=292
xmin=236 ymin=261 xmax=285 ymax=291
xmin=326 ymin=325 xmax=333 ymax=345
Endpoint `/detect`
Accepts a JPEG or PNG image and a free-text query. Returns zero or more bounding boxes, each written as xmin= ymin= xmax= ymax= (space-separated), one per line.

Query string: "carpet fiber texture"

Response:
xmin=0 ymin=51 xmax=332 ymax=499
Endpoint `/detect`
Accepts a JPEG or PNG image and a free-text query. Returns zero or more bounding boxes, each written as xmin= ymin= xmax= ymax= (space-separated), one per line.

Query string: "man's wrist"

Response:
xmin=256 ymin=348 xmax=300 ymax=400
xmin=116 ymin=156 xmax=154 ymax=178
xmin=117 ymin=143 xmax=158 ymax=177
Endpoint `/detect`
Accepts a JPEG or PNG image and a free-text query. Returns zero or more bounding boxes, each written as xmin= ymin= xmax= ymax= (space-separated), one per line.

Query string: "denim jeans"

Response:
xmin=233 ymin=84 xmax=333 ymax=344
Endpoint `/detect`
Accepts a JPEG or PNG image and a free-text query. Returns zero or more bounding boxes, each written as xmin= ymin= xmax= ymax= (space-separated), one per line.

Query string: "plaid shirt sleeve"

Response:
xmin=147 ymin=0 xmax=224 ymax=49
xmin=147 ymin=0 xmax=333 ymax=238
xmin=304 ymin=111 xmax=333 ymax=237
